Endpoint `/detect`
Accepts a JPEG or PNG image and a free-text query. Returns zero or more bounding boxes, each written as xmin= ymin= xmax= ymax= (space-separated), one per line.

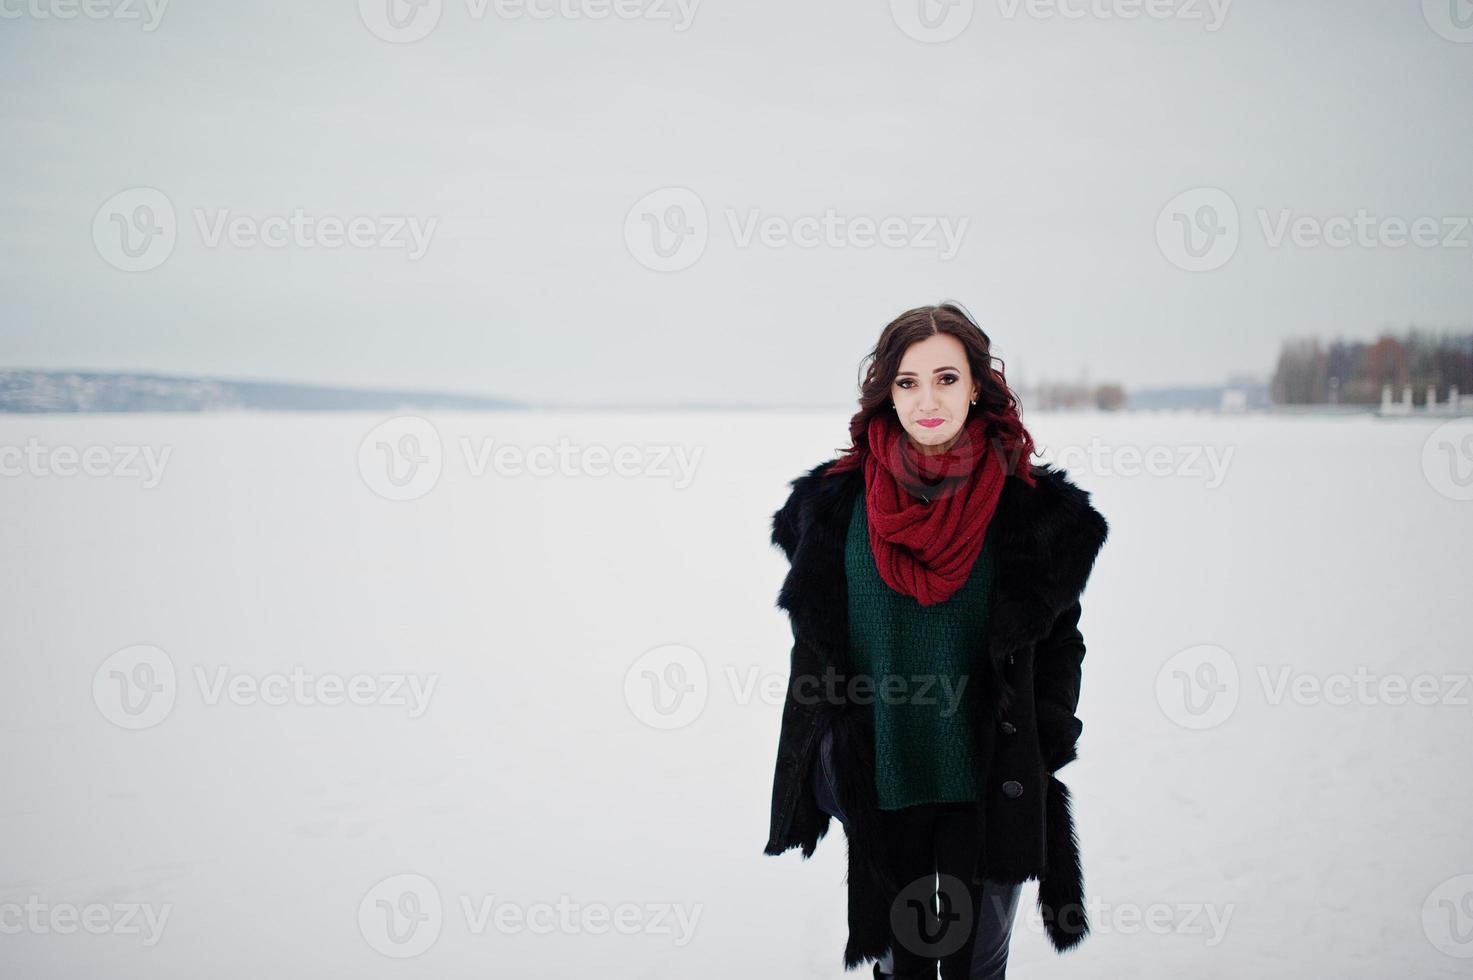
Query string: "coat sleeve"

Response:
xmin=1032 ymin=598 xmax=1087 ymax=774
xmin=763 ymin=477 xmax=829 ymax=856
xmin=763 ymin=619 xmax=829 ymax=857
xmin=770 ymin=479 xmax=804 ymax=564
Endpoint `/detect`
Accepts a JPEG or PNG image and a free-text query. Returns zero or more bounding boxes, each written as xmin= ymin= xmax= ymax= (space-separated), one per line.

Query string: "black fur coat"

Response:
xmin=763 ymin=455 xmax=1109 ymax=968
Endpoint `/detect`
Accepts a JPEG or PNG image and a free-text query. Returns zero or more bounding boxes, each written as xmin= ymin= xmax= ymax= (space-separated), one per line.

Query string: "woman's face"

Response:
xmin=891 ymin=333 xmax=979 ymax=456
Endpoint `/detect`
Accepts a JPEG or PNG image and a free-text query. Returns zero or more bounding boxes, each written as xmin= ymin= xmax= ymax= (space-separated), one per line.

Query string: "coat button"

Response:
xmin=1001 ymin=780 xmax=1023 ymax=799
xmin=999 ymin=720 xmax=1017 ymax=735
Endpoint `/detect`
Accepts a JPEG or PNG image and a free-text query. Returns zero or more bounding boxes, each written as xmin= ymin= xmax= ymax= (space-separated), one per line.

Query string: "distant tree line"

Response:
xmin=1270 ymin=329 xmax=1473 ymax=405
xmin=1020 ymin=382 xmax=1126 ymax=411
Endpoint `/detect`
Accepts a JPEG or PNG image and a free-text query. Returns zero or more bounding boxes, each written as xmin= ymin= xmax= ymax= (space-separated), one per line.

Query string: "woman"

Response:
xmin=763 ymin=303 xmax=1109 ymax=978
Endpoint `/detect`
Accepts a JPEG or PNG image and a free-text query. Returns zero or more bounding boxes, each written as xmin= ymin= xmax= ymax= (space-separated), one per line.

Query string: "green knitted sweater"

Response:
xmin=844 ymin=496 xmax=996 ymax=810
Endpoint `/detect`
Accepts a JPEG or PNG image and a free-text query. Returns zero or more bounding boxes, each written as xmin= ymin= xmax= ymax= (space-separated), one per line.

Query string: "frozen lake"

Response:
xmin=1 ymin=409 xmax=1471 ymax=978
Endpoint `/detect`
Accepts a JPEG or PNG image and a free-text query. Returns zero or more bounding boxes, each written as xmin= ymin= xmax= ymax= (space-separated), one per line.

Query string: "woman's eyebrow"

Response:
xmin=895 ymin=366 xmax=960 ymax=377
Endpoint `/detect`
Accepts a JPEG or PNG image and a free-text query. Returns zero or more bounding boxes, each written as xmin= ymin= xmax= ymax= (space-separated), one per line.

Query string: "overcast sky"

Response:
xmin=3 ymin=0 xmax=1471 ymax=406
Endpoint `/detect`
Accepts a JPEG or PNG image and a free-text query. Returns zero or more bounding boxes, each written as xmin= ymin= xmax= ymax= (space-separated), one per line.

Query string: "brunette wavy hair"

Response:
xmin=826 ymin=302 xmax=1038 ymax=484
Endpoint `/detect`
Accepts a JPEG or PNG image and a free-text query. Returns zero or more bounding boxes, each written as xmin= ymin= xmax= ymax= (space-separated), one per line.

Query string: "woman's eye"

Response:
xmin=897 ymin=375 xmax=958 ymax=389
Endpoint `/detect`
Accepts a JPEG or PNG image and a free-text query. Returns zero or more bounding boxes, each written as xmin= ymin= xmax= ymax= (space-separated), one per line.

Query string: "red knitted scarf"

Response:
xmin=855 ymin=412 xmax=1008 ymax=607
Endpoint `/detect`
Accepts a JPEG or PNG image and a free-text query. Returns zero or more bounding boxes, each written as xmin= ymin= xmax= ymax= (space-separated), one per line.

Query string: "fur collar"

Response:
xmin=771 ymin=456 xmax=1109 ymax=719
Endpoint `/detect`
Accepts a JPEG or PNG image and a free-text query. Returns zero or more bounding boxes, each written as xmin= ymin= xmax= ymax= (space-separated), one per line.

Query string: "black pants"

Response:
xmin=813 ymin=732 xmax=1021 ymax=979
xmin=876 ymin=801 xmax=1021 ymax=979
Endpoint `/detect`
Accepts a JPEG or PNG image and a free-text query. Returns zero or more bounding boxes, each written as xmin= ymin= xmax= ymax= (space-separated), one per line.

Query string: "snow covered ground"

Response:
xmin=1 ymin=409 xmax=1471 ymax=978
